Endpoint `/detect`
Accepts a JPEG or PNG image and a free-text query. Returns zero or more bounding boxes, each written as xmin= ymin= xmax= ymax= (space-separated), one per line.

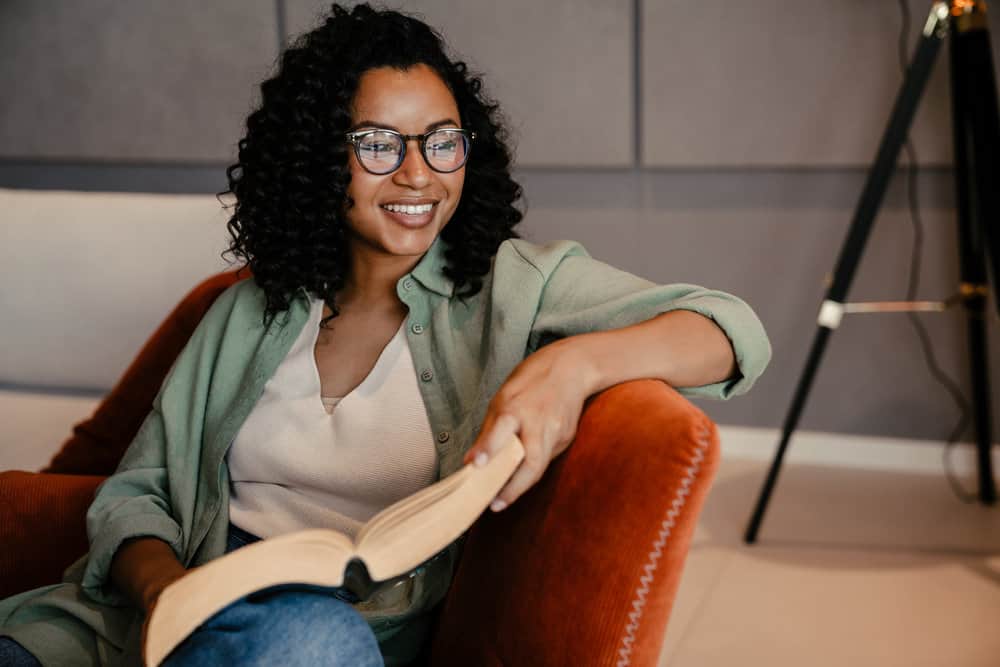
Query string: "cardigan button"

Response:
xmin=411 ymin=323 xmax=425 ymax=335
xmin=420 ymin=369 xmax=434 ymax=382
xmin=437 ymin=431 xmax=450 ymax=443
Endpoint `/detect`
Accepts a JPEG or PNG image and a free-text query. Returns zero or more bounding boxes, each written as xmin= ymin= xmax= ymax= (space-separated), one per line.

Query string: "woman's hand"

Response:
xmin=462 ymin=310 xmax=742 ymax=511
xmin=462 ymin=336 xmax=600 ymax=511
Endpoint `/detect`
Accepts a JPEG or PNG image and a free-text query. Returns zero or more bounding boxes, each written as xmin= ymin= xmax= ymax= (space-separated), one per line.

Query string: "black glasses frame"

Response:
xmin=345 ymin=128 xmax=475 ymax=175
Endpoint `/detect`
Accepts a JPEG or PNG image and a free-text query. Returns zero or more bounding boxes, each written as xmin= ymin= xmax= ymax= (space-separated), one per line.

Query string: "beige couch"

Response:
xmin=0 ymin=187 xmax=236 ymax=471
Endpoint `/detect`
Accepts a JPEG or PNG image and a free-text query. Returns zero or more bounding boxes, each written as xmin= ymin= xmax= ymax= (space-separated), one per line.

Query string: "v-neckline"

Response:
xmin=308 ymin=300 xmax=406 ymax=415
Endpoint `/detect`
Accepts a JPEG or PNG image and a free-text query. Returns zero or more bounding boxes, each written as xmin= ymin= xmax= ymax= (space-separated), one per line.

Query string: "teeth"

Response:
xmin=382 ymin=203 xmax=434 ymax=215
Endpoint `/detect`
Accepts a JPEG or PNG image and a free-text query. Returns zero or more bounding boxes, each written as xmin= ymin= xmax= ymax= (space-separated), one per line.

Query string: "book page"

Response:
xmin=354 ymin=465 xmax=473 ymax=545
xmin=145 ymin=529 xmax=353 ymax=666
xmin=145 ymin=436 xmax=525 ymax=666
xmin=357 ymin=434 xmax=524 ymax=580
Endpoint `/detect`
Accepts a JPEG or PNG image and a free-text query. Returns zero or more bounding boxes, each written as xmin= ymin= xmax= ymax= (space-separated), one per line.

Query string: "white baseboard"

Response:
xmin=717 ymin=425 xmax=1000 ymax=477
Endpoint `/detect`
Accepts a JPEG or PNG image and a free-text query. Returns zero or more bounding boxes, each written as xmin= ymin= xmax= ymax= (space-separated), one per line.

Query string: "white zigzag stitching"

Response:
xmin=615 ymin=424 xmax=710 ymax=667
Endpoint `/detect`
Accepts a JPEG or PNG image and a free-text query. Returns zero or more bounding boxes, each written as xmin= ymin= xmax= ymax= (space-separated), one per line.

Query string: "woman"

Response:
xmin=0 ymin=4 xmax=770 ymax=666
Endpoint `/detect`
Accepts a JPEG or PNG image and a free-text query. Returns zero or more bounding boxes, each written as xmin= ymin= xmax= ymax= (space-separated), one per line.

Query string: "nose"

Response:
xmin=392 ymin=139 xmax=432 ymax=189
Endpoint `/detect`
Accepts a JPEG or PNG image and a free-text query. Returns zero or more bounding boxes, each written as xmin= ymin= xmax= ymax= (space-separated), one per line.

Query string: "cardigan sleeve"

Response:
xmin=81 ymin=405 xmax=185 ymax=606
xmin=79 ymin=281 xmax=251 ymax=606
xmin=520 ymin=241 xmax=771 ymax=400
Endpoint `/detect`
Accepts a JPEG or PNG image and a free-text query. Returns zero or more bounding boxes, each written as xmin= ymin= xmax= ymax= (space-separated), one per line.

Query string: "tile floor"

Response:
xmin=658 ymin=457 xmax=1000 ymax=666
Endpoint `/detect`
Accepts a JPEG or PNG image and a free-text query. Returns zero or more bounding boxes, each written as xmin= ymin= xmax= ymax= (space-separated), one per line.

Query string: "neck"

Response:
xmin=338 ymin=246 xmax=421 ymax=312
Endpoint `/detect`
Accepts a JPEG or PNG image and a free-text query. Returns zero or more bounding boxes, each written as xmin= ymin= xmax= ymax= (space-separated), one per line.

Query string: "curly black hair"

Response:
xmin=220 ymin=3 xmax=523 ymax=327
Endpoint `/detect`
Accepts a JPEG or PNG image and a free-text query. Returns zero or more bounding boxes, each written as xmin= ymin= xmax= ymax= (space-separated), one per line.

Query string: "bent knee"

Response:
xmin=179 ymin=589 xmax=383 ymax=666
xmin=258 ymin=589 xmax=372 ymax=633
xmin=251 ymin=590 xmax=381 ymax=662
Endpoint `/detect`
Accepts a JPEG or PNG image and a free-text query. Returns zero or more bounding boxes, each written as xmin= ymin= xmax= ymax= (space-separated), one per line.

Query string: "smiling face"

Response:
xmin=344 ymin=64 xmax=465 ymax=268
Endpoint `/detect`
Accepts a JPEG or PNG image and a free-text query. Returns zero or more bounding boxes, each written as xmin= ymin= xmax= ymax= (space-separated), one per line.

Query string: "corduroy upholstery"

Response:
xmin=0 ymin=472 xmax=103 ymax=599
xmin=428 ymin=379 xmax=718 ymax=667
xmin=0 ymin=272 xmax=719 ymax=666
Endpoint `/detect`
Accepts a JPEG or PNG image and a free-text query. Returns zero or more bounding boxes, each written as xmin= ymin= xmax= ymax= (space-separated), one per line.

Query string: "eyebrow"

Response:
xmin=349 ymin=118 xmax=461 ymax=133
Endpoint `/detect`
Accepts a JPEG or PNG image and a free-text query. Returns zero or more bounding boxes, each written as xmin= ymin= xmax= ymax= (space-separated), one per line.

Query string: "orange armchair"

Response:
xmin=0 ymin=273 xmax=719 ymax=667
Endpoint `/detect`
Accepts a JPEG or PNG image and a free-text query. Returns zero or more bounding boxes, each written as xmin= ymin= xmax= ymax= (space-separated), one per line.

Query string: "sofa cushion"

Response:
xmin=0 ymin=188 xmax=234 ymax=393
xmin=44 ymin=271 xmax=244 ymax=475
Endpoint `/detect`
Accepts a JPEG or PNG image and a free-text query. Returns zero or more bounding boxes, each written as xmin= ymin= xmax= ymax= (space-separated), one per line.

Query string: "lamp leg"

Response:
xmin=744 ymin=328 xmax=831 ymax=544
xmin=948 ymin=2 xmax=998 ymax=503
xmin=965 ymin=304 xmax=997 ymax=503
xmin=743 ymin=5 xmax=948 ymax=544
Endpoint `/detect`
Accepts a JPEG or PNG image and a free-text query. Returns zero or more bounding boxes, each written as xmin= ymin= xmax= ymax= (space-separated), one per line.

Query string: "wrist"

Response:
xmin=556 ymin=332 xmax=610 ymax=397
xmin=110 ymin=537 xmax=188 ymax=613
xmin=139 ymin=577 xmax=168 ymax=613
xmin=140 ymin=568 xmax=185 ymax=613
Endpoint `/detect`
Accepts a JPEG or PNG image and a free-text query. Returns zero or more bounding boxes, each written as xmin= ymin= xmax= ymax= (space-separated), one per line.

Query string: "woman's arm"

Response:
xmin=571 ymin=309 xmax=737 ymax=393
xmin=81 ymin=281 xmax=254 ymax=607
xmin=111 ymin=537 xmax=190 ymax=654
xmin=109 ymin=537 xmax=188 ymax=614
xmin=463 ymin=311 xmax=739 ymax=511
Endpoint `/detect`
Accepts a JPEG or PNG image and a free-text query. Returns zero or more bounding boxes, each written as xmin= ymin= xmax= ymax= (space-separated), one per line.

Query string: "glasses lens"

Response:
xmin=424 ymin=130 xmax=469 ymax=172
xmin=356 ymin=131 xmax=403 ymax=174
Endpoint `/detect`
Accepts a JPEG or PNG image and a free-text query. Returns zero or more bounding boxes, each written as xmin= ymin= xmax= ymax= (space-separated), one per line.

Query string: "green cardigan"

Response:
xmin=0 ymin=236 xmax=771 ymax=666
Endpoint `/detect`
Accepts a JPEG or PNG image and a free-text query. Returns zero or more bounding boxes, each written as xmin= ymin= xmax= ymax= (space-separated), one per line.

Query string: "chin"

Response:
xmin=374 ymin=226 xmax=441 ymax=258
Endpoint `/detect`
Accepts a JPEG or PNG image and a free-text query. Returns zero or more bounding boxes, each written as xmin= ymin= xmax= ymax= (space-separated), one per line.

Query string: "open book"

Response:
xmin=144 ymin=435 xmax=525 ymax=667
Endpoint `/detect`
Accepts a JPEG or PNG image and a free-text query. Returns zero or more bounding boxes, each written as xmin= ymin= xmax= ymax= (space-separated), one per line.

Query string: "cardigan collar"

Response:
xmin=407 ymin=233 xmax=454 ymax=297
xmin=293 ymin=233 xmax=455 ymax=305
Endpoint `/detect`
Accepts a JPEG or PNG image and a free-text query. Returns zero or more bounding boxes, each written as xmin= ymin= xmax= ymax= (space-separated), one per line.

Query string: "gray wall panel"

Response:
xmin=517 ymin=207 xmax=645 ymax=277
xmin=2 ymin=2 xmax=998 ymax=446
xmin=639 ymin=203 xmax=995 ymax=441
xmin=641 ymin=0 xmax=1000 ymax=167
xmin=0 ymin=0 xmax=279 ymax=162
xmin=285 ymin=0 xmax=634 ymax=167
xmin=514 ymin=169 xmax=999 ymax=442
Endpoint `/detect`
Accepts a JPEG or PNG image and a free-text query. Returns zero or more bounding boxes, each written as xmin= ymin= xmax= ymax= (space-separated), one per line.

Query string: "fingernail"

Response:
xmin=474 ymin=452 xmax=488 ymax=467
xmin=490 ymin=498 xmax=507 ymax=512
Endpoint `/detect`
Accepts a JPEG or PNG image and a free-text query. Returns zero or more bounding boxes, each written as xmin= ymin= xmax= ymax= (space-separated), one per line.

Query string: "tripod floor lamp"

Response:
xmin=745 ymin=0 xmax=1000 ymax=544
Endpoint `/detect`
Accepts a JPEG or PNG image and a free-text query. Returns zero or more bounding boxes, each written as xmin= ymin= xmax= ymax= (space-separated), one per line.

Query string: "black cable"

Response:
xmin=896 ymin=0 xmax=976 ymax=502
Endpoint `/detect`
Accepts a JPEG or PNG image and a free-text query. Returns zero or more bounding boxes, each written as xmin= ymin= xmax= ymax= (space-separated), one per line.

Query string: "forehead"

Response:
xmin=351 ymin=64 xmax=460 ymax=129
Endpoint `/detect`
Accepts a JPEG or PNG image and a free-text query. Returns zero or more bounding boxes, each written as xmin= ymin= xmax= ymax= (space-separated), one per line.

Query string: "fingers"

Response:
xmin=462 ymin=388 xmax=580 ymax=512
xmin=485 ymin=413 xmax=520 ymax=460
xmin=463 ymin=412 xmax=519 ymax=467
xmin=492 ymin=458 xmax=543 ymax=511
xmin=493 ymin=414 xmax=578 ymax=511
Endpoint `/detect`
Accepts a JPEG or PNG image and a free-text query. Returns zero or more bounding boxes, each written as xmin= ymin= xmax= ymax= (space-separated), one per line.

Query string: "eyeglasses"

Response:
xmin=345 ymin=128 xmax=475 ymax=175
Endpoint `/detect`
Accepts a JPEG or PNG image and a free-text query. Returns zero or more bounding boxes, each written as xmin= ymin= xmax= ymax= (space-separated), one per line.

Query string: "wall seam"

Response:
xmin=275 ymin=0 xmax=287 ymax=52
xmin=633 ymin=0 xmax=643 ymax=168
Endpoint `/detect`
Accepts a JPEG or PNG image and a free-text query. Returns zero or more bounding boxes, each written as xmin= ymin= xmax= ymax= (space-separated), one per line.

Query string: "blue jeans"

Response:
xmin=0 ymin=525 xmax=383 ymax=666
xmin=162 ymin=523 xmax=384 ymax=666
xmin=0 ymin=636 xmax=41 ymax=667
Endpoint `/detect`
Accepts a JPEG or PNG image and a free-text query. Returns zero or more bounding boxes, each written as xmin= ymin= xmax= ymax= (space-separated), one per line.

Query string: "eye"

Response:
xmin=427 ymin=139 xmax=457 ymax=153
xmin=361 ymin=141 xmax=397 ymax=153
xmin=356 ymin=130 xmax=402 ymax=156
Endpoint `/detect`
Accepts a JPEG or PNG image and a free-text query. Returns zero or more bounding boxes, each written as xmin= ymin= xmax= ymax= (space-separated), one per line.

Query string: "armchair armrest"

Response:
xmin=0 ymin=471 xmax=105 ymax=599
xmin=429 ymin=379 xmax=720 ymax=667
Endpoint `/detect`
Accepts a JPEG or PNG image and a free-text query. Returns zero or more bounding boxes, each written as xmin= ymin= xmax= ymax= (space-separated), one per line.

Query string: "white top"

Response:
xmin=227 ymin=297 xmax=438 ymax=539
